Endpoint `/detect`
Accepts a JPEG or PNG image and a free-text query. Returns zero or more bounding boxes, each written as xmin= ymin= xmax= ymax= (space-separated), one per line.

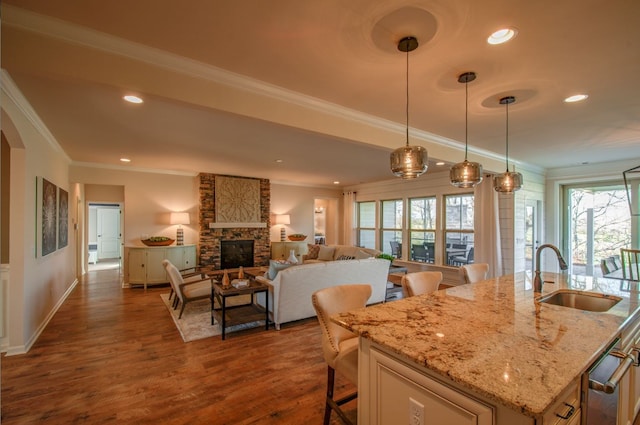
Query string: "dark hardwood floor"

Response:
xmin=1 ymin=269 xmax=355 ymax=424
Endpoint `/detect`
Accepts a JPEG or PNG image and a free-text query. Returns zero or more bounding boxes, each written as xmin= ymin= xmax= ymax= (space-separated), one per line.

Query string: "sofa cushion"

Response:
xmin=268 ymin=260 xmax=294 ymax=280
xmin=306 ymin=244 xmax=320 ymax=259
xmin=318 ymin=245 xmax=336 ymax=261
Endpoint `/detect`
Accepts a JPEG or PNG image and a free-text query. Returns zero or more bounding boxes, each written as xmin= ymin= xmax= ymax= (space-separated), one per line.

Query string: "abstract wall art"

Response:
xmin=58 ymin=187 xmax=68 ymax=249
xmin=41 ymin=177 xmax=57 ymax=256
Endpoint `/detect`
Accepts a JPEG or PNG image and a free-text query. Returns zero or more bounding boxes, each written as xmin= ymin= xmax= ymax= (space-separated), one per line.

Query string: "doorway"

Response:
xmin=314 ymin=198 xmax=339 ymax=245
xmin=88 ymin=203 xmax=122 ymax=271
xmin=524 ymin=200 xmax=541 ymax=273
xmin=563 ymin=183 xmax=631 ymax=276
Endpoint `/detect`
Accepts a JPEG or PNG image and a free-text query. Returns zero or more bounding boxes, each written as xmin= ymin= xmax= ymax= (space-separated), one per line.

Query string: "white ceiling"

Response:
xmin=2 ymin=0 xmax=640 ymax=187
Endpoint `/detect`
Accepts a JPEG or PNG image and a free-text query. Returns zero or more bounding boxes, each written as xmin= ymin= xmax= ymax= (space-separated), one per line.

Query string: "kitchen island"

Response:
xmin=333 ymin=272 xmax=640 ymax=424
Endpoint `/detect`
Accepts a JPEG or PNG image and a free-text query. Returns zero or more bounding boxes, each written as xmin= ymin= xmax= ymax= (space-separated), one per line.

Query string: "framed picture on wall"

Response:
xmin=38 ymin=176 xmax=58 ymax=257
xmin=58 ymin=187 xmax=68 ymax=249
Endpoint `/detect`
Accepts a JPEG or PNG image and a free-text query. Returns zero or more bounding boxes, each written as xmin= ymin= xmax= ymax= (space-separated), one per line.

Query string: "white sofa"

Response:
xmin=255 ymin=258 xmax=390 ymax=329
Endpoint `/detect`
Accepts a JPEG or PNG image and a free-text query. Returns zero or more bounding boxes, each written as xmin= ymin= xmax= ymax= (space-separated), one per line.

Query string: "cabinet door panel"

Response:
xmin=128 ymin=249 xmax=146 ymax=283
xmin=183 ymin=245 xmax=196 ymax=269
xmin=146 ymin=249 xmax=168 ymax=283
xmin=165 ymin=247 xmax=184 ymax=270
xmin=370 ymin=347 xmax=493 ymax=425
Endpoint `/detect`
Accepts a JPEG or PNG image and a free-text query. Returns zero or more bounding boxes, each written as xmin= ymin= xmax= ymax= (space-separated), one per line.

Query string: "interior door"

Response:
xmin=97 ymin=207 xmax=121 ymax=259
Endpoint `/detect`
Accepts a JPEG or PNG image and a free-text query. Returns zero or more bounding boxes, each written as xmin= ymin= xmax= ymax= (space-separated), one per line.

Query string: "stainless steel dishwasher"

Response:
xmin=583 ymin=337 xmax=635 ymax=425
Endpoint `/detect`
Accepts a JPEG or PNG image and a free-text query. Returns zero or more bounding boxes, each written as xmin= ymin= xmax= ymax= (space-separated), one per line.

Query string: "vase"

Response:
xmin=222 ymin=269 xmax=230 ymax=288
xmin=287 ymin=249 xmax=298 ymax=264
xmin=238 ymin=266 xmax=244 ymax=279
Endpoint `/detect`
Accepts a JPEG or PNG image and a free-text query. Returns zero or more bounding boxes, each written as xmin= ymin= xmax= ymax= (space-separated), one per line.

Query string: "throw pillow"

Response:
xmin=318 ymin=245 xmax=336 ymax=261
xmin=306 ymin=244 xmax=320 ymax=259
xmin=355 ymin=249 xmax=372 ymax=260
xmin=336 ymin=255 xmax=356 ymax=261
xmin=268 ymin=260 xmax=294 ymax=280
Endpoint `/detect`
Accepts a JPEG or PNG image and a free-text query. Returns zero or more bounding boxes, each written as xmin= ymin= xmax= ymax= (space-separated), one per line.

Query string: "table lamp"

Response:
xmin=275 ymin=214 xmax=290 ymax=241
xmin=170 ymin=212 xmax=190 ymax=245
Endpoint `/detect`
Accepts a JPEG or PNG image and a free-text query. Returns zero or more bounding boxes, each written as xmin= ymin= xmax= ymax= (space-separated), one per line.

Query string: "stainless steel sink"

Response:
xmin=537 ymin=289 xmax=622 ymax=312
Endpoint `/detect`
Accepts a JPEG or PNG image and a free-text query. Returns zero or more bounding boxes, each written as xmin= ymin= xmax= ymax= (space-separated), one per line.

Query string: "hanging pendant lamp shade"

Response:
xmin=390 ymin=36 xmax=428 ymax=179
xmin=450 ymin=72 xmax=483 ymax=188
xmin=494 ymin=96 xmax=523 ymax=193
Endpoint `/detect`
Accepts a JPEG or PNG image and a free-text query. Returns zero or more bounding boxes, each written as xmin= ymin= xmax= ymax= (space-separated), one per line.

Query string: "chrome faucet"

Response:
xmin=533 ymin=244 xmax=568 ymax=293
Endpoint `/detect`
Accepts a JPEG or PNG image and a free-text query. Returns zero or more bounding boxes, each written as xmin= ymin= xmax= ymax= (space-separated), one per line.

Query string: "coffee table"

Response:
xmin=211 ymin=279 xmax=269 ymax=340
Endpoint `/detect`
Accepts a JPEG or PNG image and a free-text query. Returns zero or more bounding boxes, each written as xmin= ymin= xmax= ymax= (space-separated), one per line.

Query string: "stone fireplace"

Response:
xmin=198 ymin=173 xmax=271 ymax=269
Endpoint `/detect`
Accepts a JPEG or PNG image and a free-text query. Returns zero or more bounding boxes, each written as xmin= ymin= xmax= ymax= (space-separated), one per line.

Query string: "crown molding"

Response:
xmin=1 ymin=69 xmax=71 ymax=162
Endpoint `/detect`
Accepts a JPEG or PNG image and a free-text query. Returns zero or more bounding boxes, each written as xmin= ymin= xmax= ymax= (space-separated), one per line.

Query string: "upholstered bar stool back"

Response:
xmin=312 ymin=284 xmax=372 ymax=425
xmin=400 ymin=271 xmax=443 ymax=297
xmin=459 ymin=263 xmax=489 ymax=284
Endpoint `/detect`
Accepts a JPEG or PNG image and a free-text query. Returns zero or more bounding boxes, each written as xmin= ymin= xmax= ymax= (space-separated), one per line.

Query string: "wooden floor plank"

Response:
xmin=1 ymin=269 xmax=355 ymax=424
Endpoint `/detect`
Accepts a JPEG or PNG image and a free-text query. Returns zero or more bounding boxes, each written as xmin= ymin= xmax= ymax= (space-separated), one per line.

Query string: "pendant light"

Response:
xmin=493 ymin=96 xmax=523 ymax=193
xmin=450 ymin=72 xmax=483 ymax=188
xmin=390 ymin=36 xmax=428 ymax=179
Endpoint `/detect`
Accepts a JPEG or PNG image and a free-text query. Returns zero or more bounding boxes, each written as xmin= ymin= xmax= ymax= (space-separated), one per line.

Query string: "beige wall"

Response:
xmin=70 ymin=166 xmax=200 ymax=247
xmin=270 ymin=183 xmax=342 ymax=244
xmin=2 ymin=81 xmax=77 ymax=354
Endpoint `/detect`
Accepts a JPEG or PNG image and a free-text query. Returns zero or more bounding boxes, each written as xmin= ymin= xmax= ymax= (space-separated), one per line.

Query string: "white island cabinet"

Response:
xmin=126 ymin=245 xmax=196 ymax=289
xmin=359 ymin=339 xmax=581 ymax=425
xmin=332 ymin=272 xmax=640 ymax=425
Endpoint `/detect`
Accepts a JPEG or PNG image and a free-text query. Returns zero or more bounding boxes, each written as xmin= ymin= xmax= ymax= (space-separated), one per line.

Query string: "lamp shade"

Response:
xmin=450 ymin=160 xmax=483 ymax=188
xmin=493 ymin=171 xmax=523 ymax=193
xmin=390 ymin=146 xmax=428 ymax=179
xmin=450 ymin=71 xmax=482 ymax=188
xmin=170 ymin=212 xmax=190 ymax=225
xmin=274 ymin=214 xmax=290 ymax=225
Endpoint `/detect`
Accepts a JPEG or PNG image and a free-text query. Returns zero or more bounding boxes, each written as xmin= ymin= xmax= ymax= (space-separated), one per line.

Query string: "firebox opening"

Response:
xmin=220 ymin=240 xmax=255 ymax=269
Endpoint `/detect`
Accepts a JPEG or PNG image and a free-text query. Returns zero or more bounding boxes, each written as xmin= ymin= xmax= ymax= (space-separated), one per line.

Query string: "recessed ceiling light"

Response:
xmin=487 ymin=28 xmax=517 ymax=45
xmin=333 ymin=181 xmax=340 ymax=185
xmin=564 ymin=94 xmax=589 ymax=103
xmin=120 ymin=157 xmax=131 ymax=163
xmin=123 ymin=95 xmax=143 ymax=104
xmin=275 ymin=159 xmax=283 ymax=163
xmin=436 ymin=161 xmax=445 ymax=166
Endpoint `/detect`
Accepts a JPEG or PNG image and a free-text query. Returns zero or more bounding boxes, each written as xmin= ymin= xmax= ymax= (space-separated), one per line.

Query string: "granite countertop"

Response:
xmin=333 ymin=272 xmax=640 ymax=418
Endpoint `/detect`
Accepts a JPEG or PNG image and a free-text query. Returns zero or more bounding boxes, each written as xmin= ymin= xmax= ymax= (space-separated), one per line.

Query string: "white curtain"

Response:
xmin=343 ymin=191 xmax=356 ymax=246
xmin=474 ymin=175 xmax=502 ymax=277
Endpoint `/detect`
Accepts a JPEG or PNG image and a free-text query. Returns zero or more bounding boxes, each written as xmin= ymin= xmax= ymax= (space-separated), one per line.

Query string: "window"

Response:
xmin=444 ymin=194 xmax=474 ymax=266
xmin=357 ymin=201 xmax=376 ymax=249
xmin=381 ymin=200 xmax=403 ymax=256
xmin=409 ymin=197 xmax=436 ymax=262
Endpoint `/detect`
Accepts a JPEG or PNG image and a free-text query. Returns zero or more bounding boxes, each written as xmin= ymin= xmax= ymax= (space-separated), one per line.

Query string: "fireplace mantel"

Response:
xmin=208 ymin=222 xmax=267 ymax=229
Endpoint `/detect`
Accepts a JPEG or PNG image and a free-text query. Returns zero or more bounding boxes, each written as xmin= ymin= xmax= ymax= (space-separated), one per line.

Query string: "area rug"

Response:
xmin=160 ymin=293 xmax=261 ymax=342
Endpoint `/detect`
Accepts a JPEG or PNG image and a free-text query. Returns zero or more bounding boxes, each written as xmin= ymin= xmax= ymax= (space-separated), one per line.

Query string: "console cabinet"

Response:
xmin=126 ymin=245 xmax=196 ymax=289
xmin=270 ymin=241 xmax=308 ymax=263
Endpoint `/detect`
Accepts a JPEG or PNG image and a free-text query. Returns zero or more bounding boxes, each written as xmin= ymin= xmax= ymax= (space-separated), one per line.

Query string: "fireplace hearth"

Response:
xmin=221 ymin=240 xmax=255 ymax=269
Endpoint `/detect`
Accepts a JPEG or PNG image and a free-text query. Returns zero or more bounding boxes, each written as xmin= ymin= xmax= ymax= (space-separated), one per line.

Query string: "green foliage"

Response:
xmin=377 ymin=253 xmax=395 ymax=262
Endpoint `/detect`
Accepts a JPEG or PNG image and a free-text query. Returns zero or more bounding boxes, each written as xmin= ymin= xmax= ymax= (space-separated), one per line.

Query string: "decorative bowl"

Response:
xmin=288 ymin=234 xmax=307 ymax=241
xmin=141 ymin=237 xmax=175 ymax=246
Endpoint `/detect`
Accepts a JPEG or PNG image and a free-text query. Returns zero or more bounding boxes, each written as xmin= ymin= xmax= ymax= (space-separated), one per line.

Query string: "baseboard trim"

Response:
xmin=3 ymin=277 xmax=79 ymax=356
